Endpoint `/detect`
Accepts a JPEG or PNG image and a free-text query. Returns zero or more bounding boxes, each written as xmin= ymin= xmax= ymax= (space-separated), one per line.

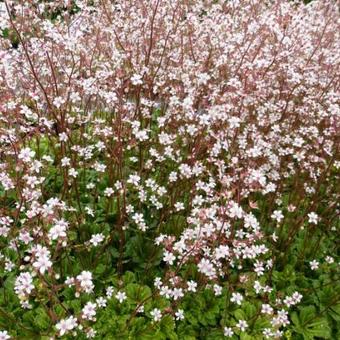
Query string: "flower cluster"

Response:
xmin=0 ymin=0 xmax=338 ymax=338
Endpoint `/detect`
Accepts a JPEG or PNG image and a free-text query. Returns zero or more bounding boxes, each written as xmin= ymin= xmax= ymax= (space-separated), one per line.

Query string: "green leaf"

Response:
xmin=234 ymin=309 xmax=246 ymax=321
xmin=300 ymin=306 xmax=316 ymax=324
xmin=292 ymin=307 xmax=331 ymax=339
xmin=34 ymin=307 xmax=50 ymax=330
xmin=126 ymin=283 xmax=151 ymax=302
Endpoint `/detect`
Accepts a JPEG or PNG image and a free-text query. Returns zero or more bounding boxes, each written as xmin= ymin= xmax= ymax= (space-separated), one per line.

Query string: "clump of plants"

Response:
xmin=0 ymin=0 xmax=339 ymax=339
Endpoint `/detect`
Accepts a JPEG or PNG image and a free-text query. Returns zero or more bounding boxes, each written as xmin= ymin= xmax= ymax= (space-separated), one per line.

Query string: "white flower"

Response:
xmin=229 ymin=201 xmax=243 ymax=218
xmin=261 ymin=304 xmax=273 ymax=314
xmin=85 ymin=207 xmax=94 ymax=217
xmin=4 ymin=260 xmax=14 ymax=272
xmin=33 ymin=255 xmax=52 ymax=274
xmin=68 ymin=168 xmax=78 ymax=178
xmin=172 ymin=288 xmax=184 ymax=300
xmin=61 ymin=157 xmax=71 ymax=167
xmin=169 ymin=171 xmax=177 ymax=182
xmin=0 ymin=330 xmax=11 ymax=339
xmin=163 ymin=250 xmax=176 ymax=265
xmin=56 ymin=316 xmax=77 ymax=336
xmin=32 ymin=246 xmax=52 ymax=274
xmin=18 ymin=148 xmax=35 ymax=163
xmin=310 ymin=260 xmax=319 ymax=270
xmin=174 ymin=202 xmax=185 ymax=211
xmin=271 ymin=310 xmax=290 ymax=327
xmin=104 ymin=187 xmax=114 ymax=197
xmin=137 ymin=305 xmax=144 ymax=313
xmin=53 ymin=96 xmax=65 ymax=108
xmin=154 ymin=277 xmax=162 ymax=289
xmin=308 ymin=212 xmax=318 ymax=224
xmin=187 ymin=280 xmax=197 ymax=292
xmin=213 ymin=284 xmax=222 ymax=296
xmin=115 ymin=291 xmax=127 ymax=303
xmin=175 ymin=309 xmax=184 ymax=320
xmin=230 ymin=292 xmax=243 ymax=305
xmin=82 ymin=302 xmax=97 ymax=320
xmin=215 ymin=245 xmax=230 ymax=259
xmin=263 ymin=328 xmax=274 ymax=339
xmin=224 ymin=327 xmax=234 ymax=337
xmin=236 ymin=320 xmax=248 ymax=332
xmin=86 ymin=328 xmax=96 ymax=338
xmin=197 ymin=258 xmax=216 ymax=278
xmin=150 ymin=308 xmax=162 ymax=322
xmin=292 ymin=292 xmax=303 ymax=304
xmin=325 ymin=256 xmax=334 ymax=264
xmin=271 ymin=210 xmax=284 ymax=223
xmin=65 ymin=277 xmax=75 ymax=286
xmin=59 ymin=132 xmax=68 ymax=142
xmin=89 ymin=233 xmax=104 ymax=246
xmin=160 ymin=285 xmax=171 ymax=299
xmin=96 ymin=297 xmax=107 ymax=308
xmin=14 ymin=272 xmax=34 ymax=299
xmin=106 ymin=286 xmax=114 ymax=298
xmin=49 ymin=219 xmax=68 ymax=241
xmin=254 ymin=261 xmax=265 ymax=276
xmin=131 ymin=73 xmax=143 ymax=85
xmin=77 ymin=271 xmax=94 ymax=293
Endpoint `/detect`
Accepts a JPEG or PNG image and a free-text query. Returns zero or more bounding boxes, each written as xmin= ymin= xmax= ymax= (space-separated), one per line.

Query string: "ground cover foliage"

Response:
xmin=0 ymin=0 xmax=339 ymax=339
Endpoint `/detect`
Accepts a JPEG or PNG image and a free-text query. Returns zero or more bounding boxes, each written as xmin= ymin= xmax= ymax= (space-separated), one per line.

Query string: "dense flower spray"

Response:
xmin=0 ymin=0 xmax=339 ymax=338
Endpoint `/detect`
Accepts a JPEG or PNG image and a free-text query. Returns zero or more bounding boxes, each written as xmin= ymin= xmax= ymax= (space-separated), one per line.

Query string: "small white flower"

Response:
xmin=96 ymin=297 xmax=107 ymax=308
xmin=131 ymin=73 xmax=143 ymax=85
xmin=33 ymin=255 xmax=52 ymax=274
xmin=261 ymin=304 xmax=273 ymax=314
xmin=53 ymin=96 xmax=65 ymax=108
xmin=4 ymin=260 xmax=15 ymax=272
xmin=263 ymin=328 xmax=274 ymax=339
xmin=115 ymin=291 xmax=127 ymax=303
xmin=230 ymin=292 xmax=243 ymax=305
xmin=86 ymin=328 xmax=96 ymax=338
xmin=174 ymin=202 xmax=185 ymax=211
xmin=172 ymin=288 xmax=184 ymax=300
xmin=14 ymin=272 xmax=34 ymax=298
xmin=61 ymin=157 xmax=71 ymax=167
xmin=104 ymin=187 xmax=114 ymax=197
xmin=106 ymin=286 xmax=114 ymax=298
xmin=77 ymin=271 xmax=94 ymax=293
xmin=0 ymin=330 xmax=11 ymax=339
xmin=325 ymin=256 xmax=334 ymax=264
xmin=150 ymin=308 xmax=162 ymax=322
xmin=163 ymin=250 xmax=176 ymax=265
xmin=224 ymin=327 xmax=234 ymax=337
xmin=82 ymin=302 xmax=97 ymax=320
xmin=213 ymin=284 xmax=222 ymax=296
xmin=89 ymin=233 xmax=104 ymax=246
xmin=236 ymin=319 xmax=248 ymax=332
xmin=59 ymin=132 xmax=68 ymax=142
xmin=68 ymin=168 xmax=78 ymax=178
xmin=18 ymin=148 xmax=35 ymax=163
xmin=271 ymin=210 xmax=284 ymax=223
xmin=310 ymin=260 xmax=319 ymax=270
xmin=56 ymin=316 xmax=77 ymax=336
xmin=187 ymin=280 xmax=197 ymax=292
xmin=137 ymin=305 xmax=144 ymax=313
xmin=175 ymin=309 xmax=184 ymax=320
xmin=85 ymin=207 xmax=94 ymax=217
xmin=197 ymin=258 xmax=216 ymax=278
xmin=308 ymin=212 xmax=318 ymax=224
xmin=169 ymin=171 xmax=178 ymax=182
xmin=49 ymin=219 xmax=68 ymax=241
